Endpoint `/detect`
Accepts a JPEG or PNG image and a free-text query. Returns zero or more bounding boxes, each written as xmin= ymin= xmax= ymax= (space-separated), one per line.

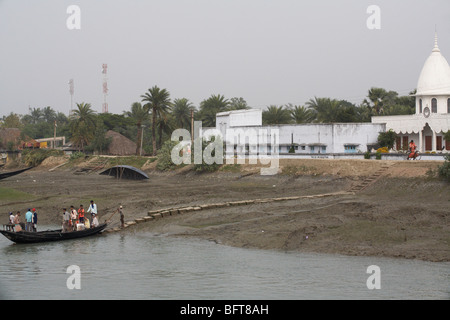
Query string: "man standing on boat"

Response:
xmin=32 ymin=208 xmax=37 ymax=232
xmin=25 ymin=209 xmax=33 ymax=232
xmin=78 ymin=205 xmax=85 ymax=224
xmin=70 ymin=206 xmax=77 ymax=231
xmin=62 ymin=208 xmax=71 ymax=232
xmin=87 ymin=200 xmax=97 ymax=224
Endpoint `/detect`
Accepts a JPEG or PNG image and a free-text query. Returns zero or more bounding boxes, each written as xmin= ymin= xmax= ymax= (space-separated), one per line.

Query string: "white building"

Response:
xmin=372 ymin=34 xmax=450 ymax=153
xmin=216 ymin=109 xmax=385 ymax=156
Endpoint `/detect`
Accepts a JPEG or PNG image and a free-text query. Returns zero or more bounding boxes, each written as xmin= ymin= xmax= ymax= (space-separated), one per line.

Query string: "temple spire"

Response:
xmin=433 ymin=28 xmax=440 ymax=52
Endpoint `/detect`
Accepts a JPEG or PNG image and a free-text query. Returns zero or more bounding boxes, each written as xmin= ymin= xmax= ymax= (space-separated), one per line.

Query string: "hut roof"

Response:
xmin=105 ymin=130 xmax=136 ymax=156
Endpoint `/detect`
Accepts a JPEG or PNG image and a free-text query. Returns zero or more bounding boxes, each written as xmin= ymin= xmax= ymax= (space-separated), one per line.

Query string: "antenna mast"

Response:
xmin=68 ymin=78 xmax=74 ymax=116
xmin=102 ymin=64 xmax=108 ymax=113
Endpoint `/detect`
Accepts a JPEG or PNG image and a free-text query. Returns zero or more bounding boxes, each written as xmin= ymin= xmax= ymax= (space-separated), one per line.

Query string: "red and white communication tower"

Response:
xmin=102 ymin=63 xmax=108 ymax=113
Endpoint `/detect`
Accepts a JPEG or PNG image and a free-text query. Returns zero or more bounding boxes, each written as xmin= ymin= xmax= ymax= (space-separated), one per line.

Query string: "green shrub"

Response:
xmin=156 ymin=140 xmax=181 ymax=171
xmin=70 ymin=152 xmax=86 ymax=161
xmin=22 ymin=149 xmax=63 ymax=167
xmin=437 ymin=155 xmax=450 ymax=182
xmin=192 ymin=136 xmax=223 ymax=173
xmin=364 ymin=151 xmax=371 ymax=159
xmin=377 ymin=129 xmax=397 ymax=149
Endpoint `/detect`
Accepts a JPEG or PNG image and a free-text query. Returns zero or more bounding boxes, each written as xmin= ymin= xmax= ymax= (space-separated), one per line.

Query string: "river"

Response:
xmin=0 ymin=228 xmax=448 ymax=300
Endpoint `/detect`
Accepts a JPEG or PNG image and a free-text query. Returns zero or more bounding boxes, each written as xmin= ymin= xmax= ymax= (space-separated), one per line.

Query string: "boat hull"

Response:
xmin=0 ymin=223 xmax=107 ymax=244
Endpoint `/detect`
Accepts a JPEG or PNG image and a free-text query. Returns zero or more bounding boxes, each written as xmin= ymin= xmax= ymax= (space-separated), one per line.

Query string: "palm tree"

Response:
xmin=141 ymin=86 xmax=172 ymax=156
xmin=69 ymin=102 xmax=97 ymax=151
xmin=229 ymin=97 xmax=250 ymax=110
xmin=42 ymin=106 xmax=57 ymax=123
xmin=262 ymin=105 xmax=292 ymax=125
xmin=124 ymin=102 xmax=148 ymax=155
xmin=172 ymin=98 xmax=193 ymax=129
xmin=306 ymin=97 xmax=342 ymax=123
xmin=157 ymin=113 xmax=175 ymax=149
xmin=198 ymin=94 xmax=229 ymax=127
xmin=364 ymin=87 xmax=388 ymax=115
xmin=287 ymin=104 xmax=315 ymax=123
xmin=29 ymin=107 xmax=43 ymax=124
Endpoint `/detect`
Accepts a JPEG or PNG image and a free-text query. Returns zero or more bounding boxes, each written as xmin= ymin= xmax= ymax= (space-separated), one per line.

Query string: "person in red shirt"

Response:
xmin=78 ymin=204 xmax=85 ymax=223
xmin=408 ymin=140 xmax=418 ymax=160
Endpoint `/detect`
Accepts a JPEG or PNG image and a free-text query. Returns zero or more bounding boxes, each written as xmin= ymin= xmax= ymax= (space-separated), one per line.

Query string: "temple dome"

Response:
xmin=416 ymin=34 xmax=450 ymax=96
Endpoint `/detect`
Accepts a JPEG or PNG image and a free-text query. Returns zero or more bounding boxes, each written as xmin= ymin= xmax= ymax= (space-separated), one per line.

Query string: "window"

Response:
xmin=321 ymin=146 xmax=327 ymax=153
xmin=301 ymin=146 xmax=306 ymax=151
xmin=310 ymin=146 xmax=315 ymax=153
xmin=448 ymin=98 xmax=450 ymax=113
xmin=431 ymin=98 xmax=437 ymax=113
xmin=419 ymin=99 xmax=423 ymax=113
xmin=344 ymin=145 xmax=357 ymax=153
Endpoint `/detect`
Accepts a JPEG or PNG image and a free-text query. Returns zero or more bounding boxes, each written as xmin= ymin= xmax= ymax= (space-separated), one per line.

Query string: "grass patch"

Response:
xmin=0 ymin=187 xmax=35 ymax=202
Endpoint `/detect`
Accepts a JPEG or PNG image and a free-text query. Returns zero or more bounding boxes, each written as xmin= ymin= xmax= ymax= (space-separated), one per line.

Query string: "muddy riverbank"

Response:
xmin=0 ymin=158 xmax=448 ymax=262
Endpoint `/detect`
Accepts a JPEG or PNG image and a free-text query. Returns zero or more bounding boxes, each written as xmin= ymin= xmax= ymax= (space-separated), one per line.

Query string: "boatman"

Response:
xmin=119 ymin=205 xmax=124 ymax=228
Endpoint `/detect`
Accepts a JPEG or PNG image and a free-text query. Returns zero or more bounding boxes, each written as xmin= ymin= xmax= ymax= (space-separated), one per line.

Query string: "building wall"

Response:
xmin=215 ymin=110 xmax=385 ymax=155
xmin=416 ymin=95 xmax=450 ymax=114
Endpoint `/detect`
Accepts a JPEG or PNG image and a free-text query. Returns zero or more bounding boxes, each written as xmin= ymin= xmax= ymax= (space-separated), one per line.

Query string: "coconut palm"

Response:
xmin=69 ymin=102 xmax=97 ymax=151
xmin=262 ymin=105 xmax=292 ymax=125
xmin=124 ymin=102 xmax=149 ymax=155
xmin=157 ymin=113 xmax=175 ymax=149
xmin=287 ymin=104 xmax=315 ymax=124
xmin=229 ymin=97 xmax=250 ymax=110
xmin=172 ymin=98 xmax=194 ymax=129
xmin=141 ymin=86 xmax=172 ymax=156
xmin=198 ymin=94 xmax=229 ymax=127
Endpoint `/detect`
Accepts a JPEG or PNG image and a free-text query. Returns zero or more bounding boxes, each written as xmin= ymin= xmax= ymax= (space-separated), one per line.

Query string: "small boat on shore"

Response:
xmin=0 ymin=223 xmax=107 ymax=244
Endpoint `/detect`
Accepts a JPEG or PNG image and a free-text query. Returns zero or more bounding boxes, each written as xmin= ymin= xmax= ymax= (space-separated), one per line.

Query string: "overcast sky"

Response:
xmin=0 ymin=0 xmax=449 ymax=117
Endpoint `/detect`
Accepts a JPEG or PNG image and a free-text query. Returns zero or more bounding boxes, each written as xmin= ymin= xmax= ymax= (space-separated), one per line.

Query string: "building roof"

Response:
xmin=416 ymin=33 xmax=450 ymax=96
xmin=105 ymin=130 xmax=136 ymax=156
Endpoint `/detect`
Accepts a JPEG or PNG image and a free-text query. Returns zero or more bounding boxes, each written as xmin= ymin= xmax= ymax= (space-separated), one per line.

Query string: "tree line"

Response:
xmin=0 ymin=86 xmax=415 ymax=156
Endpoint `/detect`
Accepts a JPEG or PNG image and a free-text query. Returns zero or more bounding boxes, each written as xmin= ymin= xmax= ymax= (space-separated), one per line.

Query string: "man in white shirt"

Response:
xmin=87 ymin=200 xmax=97 ymax=224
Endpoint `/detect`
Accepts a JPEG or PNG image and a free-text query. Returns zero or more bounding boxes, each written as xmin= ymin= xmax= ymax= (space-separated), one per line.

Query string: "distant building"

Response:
xmin=372 ymin=33 xmax=450 ymax=153
xmin=215 ymin=109 xmax=385 ymax=156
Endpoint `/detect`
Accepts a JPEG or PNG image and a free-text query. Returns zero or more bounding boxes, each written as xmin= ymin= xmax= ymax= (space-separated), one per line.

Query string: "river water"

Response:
xmin=0 ymin=227 xmax=448 ymax=300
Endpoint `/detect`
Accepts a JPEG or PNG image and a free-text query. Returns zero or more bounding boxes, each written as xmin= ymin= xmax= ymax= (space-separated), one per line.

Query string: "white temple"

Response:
xmin=372 ymin=33 xmax=450 ymax=153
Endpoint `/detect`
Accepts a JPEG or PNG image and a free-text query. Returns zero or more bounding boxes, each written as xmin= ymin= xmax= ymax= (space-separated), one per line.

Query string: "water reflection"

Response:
xmin=0 ymin=230 xmax=448 ymax=300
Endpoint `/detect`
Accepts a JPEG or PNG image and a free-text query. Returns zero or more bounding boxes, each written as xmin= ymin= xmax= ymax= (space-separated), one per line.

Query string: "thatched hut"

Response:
xmin=105 ymin=130 xmax=137 ymax=156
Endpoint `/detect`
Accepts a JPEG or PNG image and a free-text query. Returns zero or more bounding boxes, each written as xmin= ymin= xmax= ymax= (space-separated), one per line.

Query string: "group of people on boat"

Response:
xmin=62 ymin=200 xmax=99 ymax=232
xmin=7 ymin=208 xmax=37 ymax=232
xmin=5 ymin=200 xmax=100 ymax=233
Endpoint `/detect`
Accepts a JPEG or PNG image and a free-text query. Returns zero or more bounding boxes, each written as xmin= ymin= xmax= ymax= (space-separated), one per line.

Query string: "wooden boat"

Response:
xmin=0 ymin=223 xmax=107 ymax=244
xmin=0 ymin=167 xmax=33 ymax=180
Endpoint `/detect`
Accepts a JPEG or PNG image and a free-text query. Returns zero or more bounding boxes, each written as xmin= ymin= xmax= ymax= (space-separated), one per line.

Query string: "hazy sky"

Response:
xmin=1 ymin=0 xmax=449 ymax=117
